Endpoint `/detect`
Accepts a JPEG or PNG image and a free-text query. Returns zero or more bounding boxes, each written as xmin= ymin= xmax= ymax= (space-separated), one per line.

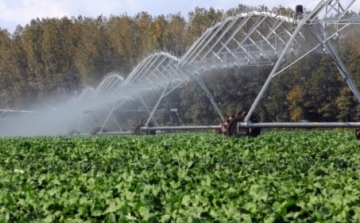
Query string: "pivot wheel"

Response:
xmin=68 ymin=129 xmax=80 ymax=135
xmin=132 ymin=120 xmax=156 ymax=135
xmin=90 ymin=127 xmax=107 ymax=135
xmin=356 ymin=128 xmax=360 ymax=140
xmin=220 ymin=111 xmax=261 ymax=138
xmin=226 ymin=115 xmax=248 ymax=137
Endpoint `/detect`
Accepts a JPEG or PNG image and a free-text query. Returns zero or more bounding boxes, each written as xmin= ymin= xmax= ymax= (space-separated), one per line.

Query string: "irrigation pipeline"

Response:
xmin=2 ymin=1 xmax=360 ymax=138
xmin=141 ymin=122 xmax=360 ymax=131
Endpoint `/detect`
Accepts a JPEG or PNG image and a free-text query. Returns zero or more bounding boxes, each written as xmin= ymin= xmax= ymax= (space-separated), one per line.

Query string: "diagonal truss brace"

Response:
xmin=100 ymin=100 xmax=128 ymax=132
xmin=137 ymin=95 xmax=160 ymax=127
xmin=309 ymin=24 xmax=360 ymax=102
xmin=244 ymin=0 xmax=333 ymax=122
xmin=190 ymin=72 xmax=225 ymax=121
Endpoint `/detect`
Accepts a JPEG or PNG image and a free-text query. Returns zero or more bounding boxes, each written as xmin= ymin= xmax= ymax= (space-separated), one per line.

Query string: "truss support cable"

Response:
xmin=326 ymin=43 xmax=360 ymax=103
xmin=213 ymin=16 xmax=261 ymax=62
xmin=145 ymin=81 xmax=171 ymax=127
xmin=138 ymin=95 xmax=160 ymax=127
xmin=76 ymin=112 xmax=97 ymax=132
xmin=101 ymin=100 xmax=127 ymax=132
xmin=179 ymin=26 xmax=216 ymax=65
xmin=338 ymin=0 xmax=356 ymax=20
xmin=272 ymin=23 xmax=350 ymax=78
xmin=185 ymin=20 xmax=229 ymax=65
xmin=309 ymin=24 xmax=360 ymax=103
xmin=192 ymin=72 xmax=225 ymax=121
xmin=134 ymin=55 xmax=166 ymax=83
xmin=75 ymin=113 xmax=85 ymax=133
xmin=198 ymin=17 xmax=242 ymax=63
xmin=244 ymin=0 xmax=330 ymax=122
xmin=162 ymin=77 xmax=191 ymax=98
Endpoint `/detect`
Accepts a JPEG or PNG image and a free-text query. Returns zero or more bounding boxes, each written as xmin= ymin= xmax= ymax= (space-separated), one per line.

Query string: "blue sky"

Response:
xmin=0 ymin=0 xmax=359 ymax=33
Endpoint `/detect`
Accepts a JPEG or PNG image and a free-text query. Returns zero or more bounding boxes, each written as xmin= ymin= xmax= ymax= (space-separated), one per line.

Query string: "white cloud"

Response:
xmin=0 ymin=0 xmax=359 ymax=33
xmin=0 ymin=0 xmax=69 ymax=28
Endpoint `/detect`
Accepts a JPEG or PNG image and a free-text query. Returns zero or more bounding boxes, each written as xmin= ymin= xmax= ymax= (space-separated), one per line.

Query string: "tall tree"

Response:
xmin=167 ymin=13 xmax=186 ymax=56
xmin=186 ymin=7 xmax=223 ymax=48
xmin=336 ymin=87 xmax=357 ymax=121
xmin=134 ymin=12 xmax=154 ymax=58
xmin=150 ymin=15 xmax=171 ymax=50
xmin=307 ymin=56 xmax=341 ymax=121
xmin=9 ymin=26 xmax=34 ymax=108
xmin=0 ymin=29 xmax=13 ymax=107
xmin=73 ymin=16 xmax=111 ymax=86
xmin=41 ymin=17 xmax=80 ymax=99
xmin=21 ymin=18 xmax=45 ymax=94
xmin=287 ymin=85 xmax=304 ymax=121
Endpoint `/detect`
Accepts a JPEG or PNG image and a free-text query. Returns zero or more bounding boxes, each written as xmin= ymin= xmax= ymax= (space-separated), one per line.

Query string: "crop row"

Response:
xmin=0 ymin=130 xmax=360 ymax=222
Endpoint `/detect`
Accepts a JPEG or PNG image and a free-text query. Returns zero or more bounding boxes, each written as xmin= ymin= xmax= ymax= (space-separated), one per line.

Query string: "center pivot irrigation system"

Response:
xmin=1 ymin=0 xmax=360 ymax=138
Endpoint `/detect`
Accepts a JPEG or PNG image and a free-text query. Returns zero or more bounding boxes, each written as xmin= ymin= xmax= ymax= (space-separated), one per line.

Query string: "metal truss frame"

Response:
xmin=2 ymin=0 xmax=360 ymax=136
xmin=71 ymin=0 xmax=360 ymax=134
xmin=0 ymin=110 xmax=41 ymax=118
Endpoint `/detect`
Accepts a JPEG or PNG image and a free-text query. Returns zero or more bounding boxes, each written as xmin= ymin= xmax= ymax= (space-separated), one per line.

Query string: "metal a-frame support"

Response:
xmin=189 ymin=72 xmax=225 ymax=121
xmin=75 ymin=112 xmax=97 ymax=133
xmin=142 ymin=70 xmax=226 ymax=129
xmin=145 ymin=80 xmax=172 ymax=127
xmin=238 ymin=0 xmax=360 ymax=131
xmin=11 ymin=1 xmax=358 ymax=137
xmin=141 ymin=1 xmax=360 ymax=136
xmin=244 ymin=1 xmax=329 ymax=122
xmin=100 ymin=100 xmax=128 ymax=133
xmin=140 ymin=67 xmax=226 ymax=131
xmin=137 ymin=95 xmax=160 ymax=127
xmin=309 ymin=24 xmax=360 ymax=102
xmin=143 ymin=73 xmax=192 ymax=127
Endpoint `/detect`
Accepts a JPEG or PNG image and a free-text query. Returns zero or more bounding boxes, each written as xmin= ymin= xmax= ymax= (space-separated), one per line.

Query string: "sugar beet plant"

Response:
xmin=1 ymin=130 xmax=360 ymax=222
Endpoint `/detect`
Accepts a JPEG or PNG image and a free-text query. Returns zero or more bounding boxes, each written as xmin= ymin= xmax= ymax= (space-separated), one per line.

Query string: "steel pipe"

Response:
xmin=141 ymin=125 xmax=221 ymax=131
xmin=240 ymin=122 xmax=360 ymax=128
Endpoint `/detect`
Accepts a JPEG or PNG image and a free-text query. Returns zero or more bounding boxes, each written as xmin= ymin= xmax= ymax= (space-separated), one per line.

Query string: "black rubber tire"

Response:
xmin=247 ymin=114 xmax=261 ymax=137
xmin=68 ymin=129 xmax=80 ymax=135
xmin=220 ymin=111 xmax=261 ymax=138
xmin=225 ymin=115 xmax=248 ymax=137
xmin=148 ymin=122 xmax=156 ymax=135
xmin=90 ymin=127 xmax=107 ymax=135
xmin=132 ymin=120 xmax=156 ymax=135
xmin=221 ymin=114 xmax=235 ymax=136
xmin=132 ymin=120 xmax=144 ymax=135
xmin=356 ymin=128 xmax=360 ymax=140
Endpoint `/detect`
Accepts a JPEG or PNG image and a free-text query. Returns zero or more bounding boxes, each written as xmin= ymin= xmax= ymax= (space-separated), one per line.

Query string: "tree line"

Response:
xmin=0 ymin=4 xmax=360 ymax=125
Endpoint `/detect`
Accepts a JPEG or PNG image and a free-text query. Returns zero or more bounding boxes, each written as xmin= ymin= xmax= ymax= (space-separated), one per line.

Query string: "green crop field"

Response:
xmin=1 ymin=130 xmax=360 ymax=222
